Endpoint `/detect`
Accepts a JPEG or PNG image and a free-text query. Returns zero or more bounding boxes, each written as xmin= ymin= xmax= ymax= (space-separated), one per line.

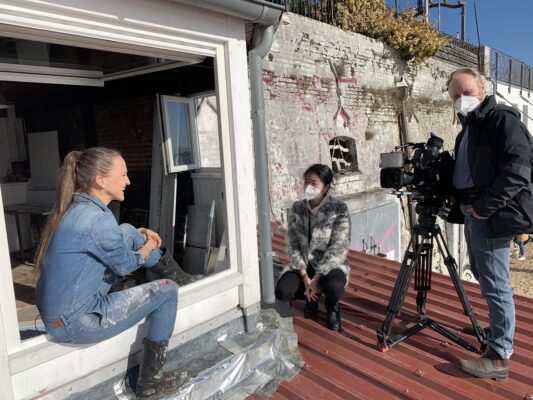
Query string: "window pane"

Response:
xmin=0 ymin=37 xmax=165 ymax=73
xmin=166 ymin=100 xmax=193 ymax=166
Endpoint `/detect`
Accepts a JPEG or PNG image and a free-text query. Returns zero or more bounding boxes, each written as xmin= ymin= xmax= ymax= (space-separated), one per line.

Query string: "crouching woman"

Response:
xmin=35 ymin=147 xmax=187 ymax=398
xmin=275 ymin=164 xmax=351 ymax=330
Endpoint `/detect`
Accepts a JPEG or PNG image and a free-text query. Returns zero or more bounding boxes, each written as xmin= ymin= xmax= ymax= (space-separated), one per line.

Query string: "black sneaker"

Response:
xmin=303 ymin=300 xmax=319 ymax=319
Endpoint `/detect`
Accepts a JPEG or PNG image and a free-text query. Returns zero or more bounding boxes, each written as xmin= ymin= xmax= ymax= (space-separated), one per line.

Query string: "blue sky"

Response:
xmin=385 ymin=0 xmax=533 ymax=66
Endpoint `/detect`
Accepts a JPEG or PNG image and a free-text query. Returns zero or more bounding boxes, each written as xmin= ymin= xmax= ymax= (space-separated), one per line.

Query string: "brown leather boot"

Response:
xmin=458 ymin=347 xmax=509 ymax=381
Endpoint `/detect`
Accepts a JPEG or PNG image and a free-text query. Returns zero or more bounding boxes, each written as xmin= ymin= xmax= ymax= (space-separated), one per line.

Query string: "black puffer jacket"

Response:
xmin=451 ymin=95 xmax=533 ymax=237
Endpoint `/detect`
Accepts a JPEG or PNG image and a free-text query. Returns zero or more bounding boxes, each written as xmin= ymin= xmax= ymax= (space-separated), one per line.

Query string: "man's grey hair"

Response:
xmin=446 ymin=67 xmax=485 ymax=90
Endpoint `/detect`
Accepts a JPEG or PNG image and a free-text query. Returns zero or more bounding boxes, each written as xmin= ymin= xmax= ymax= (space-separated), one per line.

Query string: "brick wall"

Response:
xmin=434 ymin=36 xmax=479 ymax=70
xmin=94 ymin=95 xmax=155 ymax=171
xmin=265 ymin=13 xmax=482 ymax=220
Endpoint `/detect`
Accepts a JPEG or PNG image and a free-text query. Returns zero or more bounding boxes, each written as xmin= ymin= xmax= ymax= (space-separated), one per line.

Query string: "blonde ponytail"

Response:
xmin=34 ymin=147 xmax=120 ymax=276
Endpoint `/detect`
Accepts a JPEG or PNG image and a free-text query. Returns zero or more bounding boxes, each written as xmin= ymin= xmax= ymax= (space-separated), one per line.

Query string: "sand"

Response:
xmin=510 ymin=243 xmax=533 ymax=298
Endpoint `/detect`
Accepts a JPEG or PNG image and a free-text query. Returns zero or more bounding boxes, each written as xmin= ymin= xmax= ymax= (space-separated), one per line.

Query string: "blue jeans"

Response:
xmin=513 ymin=237 xmax=526 ymax=257
xmin=44 ymin=224 xmax=177 ymax=344
xmin=120 ymin=224 xmax=162 ymax=267
xmin=464 ymin=215 xmax=515 ymax=359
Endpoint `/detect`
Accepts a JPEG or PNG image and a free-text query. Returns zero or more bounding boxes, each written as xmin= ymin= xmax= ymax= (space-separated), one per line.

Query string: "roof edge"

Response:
xmin=172 ymin=0 xmax=284 ymax=26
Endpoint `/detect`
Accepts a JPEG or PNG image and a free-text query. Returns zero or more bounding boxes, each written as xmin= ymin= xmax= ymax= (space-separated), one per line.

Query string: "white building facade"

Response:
xmin=0 ymin=1 xmax=281 ymax=398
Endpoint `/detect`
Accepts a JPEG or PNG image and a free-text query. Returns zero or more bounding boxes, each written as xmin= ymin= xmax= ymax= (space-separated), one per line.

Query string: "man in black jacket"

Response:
xmin=448 ymin=67 xmax=533 ymax=381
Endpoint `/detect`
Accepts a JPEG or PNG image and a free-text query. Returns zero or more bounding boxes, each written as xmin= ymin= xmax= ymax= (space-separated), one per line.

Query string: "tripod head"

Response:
xmin=414 ymin=202 xmax=441 ymax=231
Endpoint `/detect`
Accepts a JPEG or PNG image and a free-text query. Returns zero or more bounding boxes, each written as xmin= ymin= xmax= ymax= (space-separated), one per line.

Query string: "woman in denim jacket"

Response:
xmin=35 ymin=147 xmax=193 ymax=398
xmin=275 ymin=164 xmax=351 ymax=331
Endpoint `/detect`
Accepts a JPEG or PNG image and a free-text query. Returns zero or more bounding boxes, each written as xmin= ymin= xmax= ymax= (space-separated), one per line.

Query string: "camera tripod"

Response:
xmin=376 ymin=204 xmax=487 ymax=353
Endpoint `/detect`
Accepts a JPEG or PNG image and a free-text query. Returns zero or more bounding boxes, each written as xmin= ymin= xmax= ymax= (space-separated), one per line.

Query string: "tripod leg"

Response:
xmin=377 ymin=233 xmax=425 ymax=349
xmin=377 ymin=216 xmax=486 ymax=354
xmin=414 ymin=241 xmax=432 ymax=315
xmin=435 ymin=229 xmax=487 ymax=350
xmin=416 ymin=290 xmax=428 ymax=315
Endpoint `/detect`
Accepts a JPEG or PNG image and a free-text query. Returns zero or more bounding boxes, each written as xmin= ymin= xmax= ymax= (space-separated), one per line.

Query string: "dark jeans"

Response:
xmin=275 ymin=269 xmax=347 ymax=311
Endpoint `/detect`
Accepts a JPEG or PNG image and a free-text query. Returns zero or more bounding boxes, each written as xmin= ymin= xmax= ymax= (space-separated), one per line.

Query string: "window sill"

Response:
xmin=8 ymin=270 xmax=243 ymax=374
xmin=334 ymin=170 xmax=363 ymax=196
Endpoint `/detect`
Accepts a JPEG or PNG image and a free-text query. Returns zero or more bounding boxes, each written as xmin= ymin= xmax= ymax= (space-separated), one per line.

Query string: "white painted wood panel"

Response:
xmin=0 ymin=187 xmax=20 ymax=351
xmin=11 ymin=286 xmax=241 ymax=399
xmin=216 ymin=40 xmax=261 ymax=309
xmin=1 ymin=182 xmax=32 ymax=252
xmin=39 ymin=307 xmax=243 ymax=400
xmin=0 ymin=0 xmax=245 ymax=58
xmin=0 ymin=300 xmax=15 ymax=400
xmin=0 ymin=4 xmax=260 ymax=400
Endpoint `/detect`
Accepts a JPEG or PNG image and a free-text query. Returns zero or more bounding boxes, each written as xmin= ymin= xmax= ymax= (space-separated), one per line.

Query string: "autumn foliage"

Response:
xmin=335 ymin=0 xmax=448 ymax=64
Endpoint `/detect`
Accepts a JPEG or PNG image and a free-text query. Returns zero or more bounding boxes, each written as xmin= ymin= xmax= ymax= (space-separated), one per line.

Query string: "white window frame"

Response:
xmin=0 ymin=2 xmax=260 ymax=397
xmin=159 ymin=94 xmax=201 ymax=174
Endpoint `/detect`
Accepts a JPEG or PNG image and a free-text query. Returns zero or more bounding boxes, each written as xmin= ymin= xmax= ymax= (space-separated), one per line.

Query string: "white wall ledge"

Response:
xmin=9 ymin=271 xmax=243 ymax=374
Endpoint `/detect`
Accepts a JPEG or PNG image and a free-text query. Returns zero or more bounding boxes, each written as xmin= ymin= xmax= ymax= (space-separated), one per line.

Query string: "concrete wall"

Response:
xmin=196 ymin=95 xmax=221 ymax=168
xmin=264 ymin=13 xmax=479 ymax=222
xmin=493 ymin=82 xmax=533 ymax=132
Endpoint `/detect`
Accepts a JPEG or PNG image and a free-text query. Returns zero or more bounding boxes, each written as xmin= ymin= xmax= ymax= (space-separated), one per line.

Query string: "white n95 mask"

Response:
xmin=454 ymin=96 xmax=481 ymax=116
xmin=305 ymin=185 xmax=322 ymax=201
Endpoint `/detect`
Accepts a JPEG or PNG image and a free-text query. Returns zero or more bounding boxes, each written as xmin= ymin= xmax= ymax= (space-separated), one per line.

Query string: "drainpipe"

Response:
xmin=172 ymin=0 xmax=283 ymax=305
xmin=249 ymin=24 xmax=276 ymax=305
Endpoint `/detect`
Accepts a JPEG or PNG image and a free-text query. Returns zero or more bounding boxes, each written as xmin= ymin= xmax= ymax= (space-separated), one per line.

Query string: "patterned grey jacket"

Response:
xmin=284 ymin=195 xmax=351 ymax=279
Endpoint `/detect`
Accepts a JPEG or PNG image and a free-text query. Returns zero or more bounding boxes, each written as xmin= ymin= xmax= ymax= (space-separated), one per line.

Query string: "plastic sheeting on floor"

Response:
xmin=114 ymin=308 xmax=303 ymax=400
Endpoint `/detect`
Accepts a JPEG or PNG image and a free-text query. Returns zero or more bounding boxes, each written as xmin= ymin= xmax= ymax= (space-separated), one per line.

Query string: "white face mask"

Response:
xmin=454 ymin=96 xmax=481 ymax=116
xmin=305 ymin=185 xmax=323 ymax=201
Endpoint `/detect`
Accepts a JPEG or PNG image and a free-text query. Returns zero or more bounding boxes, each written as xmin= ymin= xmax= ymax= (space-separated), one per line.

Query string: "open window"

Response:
xmin=159 ymin=95 xmax=200 ymax=173
xmin=153 ymin=91 xmax=228 ymax=279
xmin=0 ymin=36 xmax=230 ymax=344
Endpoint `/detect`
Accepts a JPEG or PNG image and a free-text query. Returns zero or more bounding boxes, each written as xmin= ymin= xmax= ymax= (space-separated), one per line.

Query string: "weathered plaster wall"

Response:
xmin=196 ymin=95 xmax=221 ymax=168
xmin=494 ymin=82 xmax=533 ymax=131
xmin=264 ymin=13 xmax=475 ymax=222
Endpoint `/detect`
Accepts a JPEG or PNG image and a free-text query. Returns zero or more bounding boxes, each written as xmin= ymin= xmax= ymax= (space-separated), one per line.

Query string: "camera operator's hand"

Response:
xmin=471 ymin=208 xmax=489 ymax=220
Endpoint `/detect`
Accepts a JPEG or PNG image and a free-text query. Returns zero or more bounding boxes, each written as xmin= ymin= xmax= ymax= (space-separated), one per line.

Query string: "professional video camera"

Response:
xmin=379 ymin=133 xmax=454 ymax=210
xmin=376 ymin=133 xmax=487 ymax=354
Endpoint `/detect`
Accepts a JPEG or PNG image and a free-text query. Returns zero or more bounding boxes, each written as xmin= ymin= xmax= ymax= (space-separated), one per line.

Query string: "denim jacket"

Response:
xmin=36 ymin=192 xmax=145 ymax=321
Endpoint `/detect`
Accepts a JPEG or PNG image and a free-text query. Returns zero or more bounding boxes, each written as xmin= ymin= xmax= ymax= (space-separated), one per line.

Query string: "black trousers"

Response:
xmin=275 ymin=269 xmax=347 ymax=311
